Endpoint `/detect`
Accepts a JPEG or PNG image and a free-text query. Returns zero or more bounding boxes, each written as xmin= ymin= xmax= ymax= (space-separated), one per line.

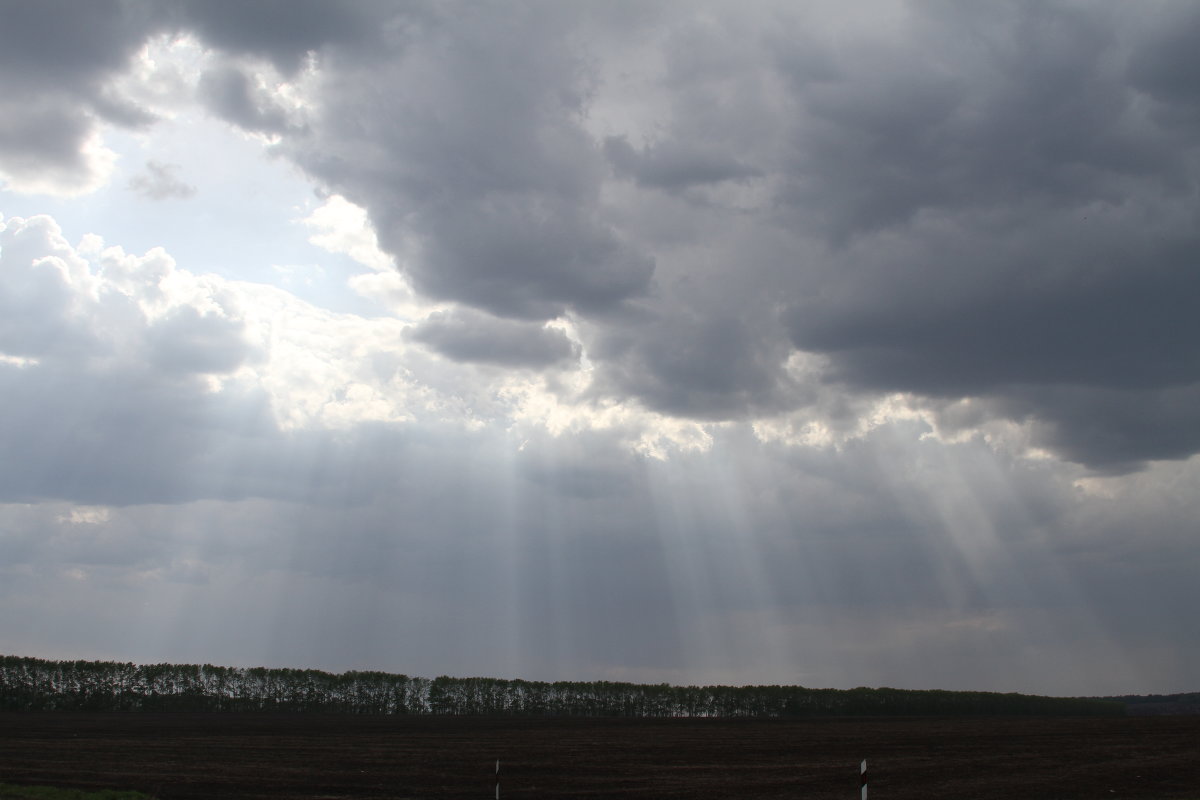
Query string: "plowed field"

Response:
xmin=1 ymin=713 xmax=1196 ymax=799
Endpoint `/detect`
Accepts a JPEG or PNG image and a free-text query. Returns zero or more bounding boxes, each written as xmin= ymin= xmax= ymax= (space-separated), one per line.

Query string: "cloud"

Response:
xmin=409 ymin=308 xmax=580 ymax=369
xmin=0 ymin=102 xmax=118 ymax=196
xmin=146 ymin=304 xmax=249 ymax=373
xmin=0 ymin=212 xmax=607 ymax=504
xmin=196 ymin=64 xmax=295 ymax=134
xmin=167 ymin=0 xmax=389 ymax=75
xmin=275 ymin=3 xmax=655 ymax=320
xmin=28 ymin=1 xmax=1200 ymax=469
xmin=302 ymin=195 xmax=393 ymax=273
xmin=2 ymin=209 xmax=1199 ymax=693
xmin=285 ymin=3 xmax=1200 ymax=470
xmin=0 ymin=214 xmax=267 ymax=504
xmin=1126 ymin=4 xmax=1200 ymax=116
xmin=603 ymin=135 xmax=761 ymax=191
xmin=590 ymin=312 xmax=795 ymax=420
xmin=0 ymin=0 xmax=163 ymax=194
xmin=762 ymin=4 xmax=1200 ymax=470
xmin=0 ymin=0 xmax=159 ymax=93
xmin=4 ymin=2 xmax=1200 ymax=695
xmin=997 ymin=384 xmax=1200 ymax=475
xmin=128 ymin=160 xmax=196 ymax=200
xmin=0 ymin=215 xmax=401 ymax=504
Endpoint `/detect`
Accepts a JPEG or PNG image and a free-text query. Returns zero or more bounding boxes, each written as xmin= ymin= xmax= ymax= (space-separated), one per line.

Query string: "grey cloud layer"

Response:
xmin=771 ymin=4 xmax=1200 ymax=470
xmin=408 ymin=308 xmax=579 ymax=368
xmin=603 ymin=136 xmax=761 ymax=191
xmin=7 ymin=1 xmax=1200 ymax=470
xmin=282 ymin=4 xmax=655 ymax=320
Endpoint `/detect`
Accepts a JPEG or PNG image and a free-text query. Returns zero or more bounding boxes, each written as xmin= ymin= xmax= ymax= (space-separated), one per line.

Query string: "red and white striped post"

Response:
xmin=860 ymin=759 xmax=868 ymax=800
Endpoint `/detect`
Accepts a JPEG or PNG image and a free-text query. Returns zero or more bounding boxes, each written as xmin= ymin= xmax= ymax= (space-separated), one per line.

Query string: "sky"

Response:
xmin=1 ymin=1 xmax=1198 ymax=698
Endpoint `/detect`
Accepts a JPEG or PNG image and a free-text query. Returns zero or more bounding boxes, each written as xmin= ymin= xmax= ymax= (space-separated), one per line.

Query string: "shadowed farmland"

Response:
xmin=1 ymin=713 xmax=1198 ymax=799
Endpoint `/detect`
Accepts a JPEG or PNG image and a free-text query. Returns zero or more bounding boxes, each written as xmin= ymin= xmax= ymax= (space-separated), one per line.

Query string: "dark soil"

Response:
xmin=1 ymin=713 xmax=1196 ymax=799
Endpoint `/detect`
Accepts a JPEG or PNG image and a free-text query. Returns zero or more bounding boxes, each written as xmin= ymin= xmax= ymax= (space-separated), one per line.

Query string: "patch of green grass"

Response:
xmin=0 ymin=784 xmax=155 ymax=800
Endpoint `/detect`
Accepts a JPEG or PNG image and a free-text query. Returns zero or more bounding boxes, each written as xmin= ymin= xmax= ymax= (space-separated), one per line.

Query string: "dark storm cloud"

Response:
xmin=591 ymin=312 xmax=794 ymax=419
xmin=196 ymin=65 xmax=294 ymax=134
xmin=280 ymin=3 xmax=655 ymax=320
xmin=784 ymin=212 xmax=1200 ymax=392
xmin=168 ymin=0 xmax=390 ymax=75
xmin=0 ymin=0 xmax=163 ymax=188
xmin=0 ymin=0 xmax=372 ymax=187
xmin=773 ymin=3 xmax=1171 ymax=238
xmin=996 ymin=384 xmax=1200 ymax=475
xmin=1126 ymin=5 xmax=1200 ymax=116
xmin=408 ymin=308 xmax=579 ymax=369
xmin=761 ymin=2 xmax=1200 ymax=471
xmin=8 ymin=0 xmax=1200 ymax=475
xmin=0 ymin=0 xmax=381 ymax=87
xmin=405 ymin=202 xmax=655 ymax=320
xmin=0 ymin=102 xmax=97 ymax=188
xmin=603 ymin=136 xmax=761 ymax=191
xmin=0 ymin=0 xmax=157 ymax=91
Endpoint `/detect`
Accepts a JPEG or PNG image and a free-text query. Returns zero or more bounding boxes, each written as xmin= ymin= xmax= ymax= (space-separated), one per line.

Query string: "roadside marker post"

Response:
xmin=860 ymin=759 xmax=868 ymax=800
xmin=495 ymin=759 xmax=500 ymax=799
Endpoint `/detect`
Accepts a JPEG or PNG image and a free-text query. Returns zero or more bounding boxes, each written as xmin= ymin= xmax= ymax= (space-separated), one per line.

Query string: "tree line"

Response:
xmin=1105 ymin=692 xmax=1200 ymax=716
xmin=0 ymin=655 xmax=1122 ymax=717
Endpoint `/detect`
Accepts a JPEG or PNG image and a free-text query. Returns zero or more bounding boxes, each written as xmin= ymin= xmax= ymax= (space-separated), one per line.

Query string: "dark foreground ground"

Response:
xmin=1 ymin=713 xmax=1197 ymax=799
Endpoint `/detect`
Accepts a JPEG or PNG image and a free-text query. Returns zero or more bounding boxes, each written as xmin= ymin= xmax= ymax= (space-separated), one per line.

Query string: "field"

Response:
xmin=1 ymin=713 xmax=1197 ymax=799
xmin=0 ymin=784 xmax=152 ymax=800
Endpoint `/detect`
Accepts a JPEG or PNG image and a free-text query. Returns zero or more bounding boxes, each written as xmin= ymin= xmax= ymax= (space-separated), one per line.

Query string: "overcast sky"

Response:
xmin=1 ymin=0 xmax=1198 ymax=697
